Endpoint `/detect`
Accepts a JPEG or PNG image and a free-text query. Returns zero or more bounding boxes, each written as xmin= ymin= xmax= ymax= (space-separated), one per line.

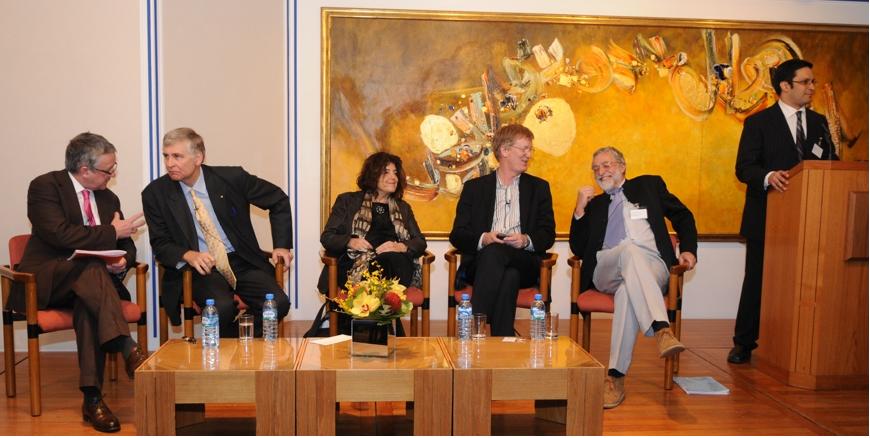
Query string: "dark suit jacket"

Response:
xmin=10 ymin=170 xmax=135 ymax=313
xmin=141 ymin=165 xmax=292 ymax=325
xmin=735 ymin=103 xmax=837 ymax=241
xmin=569 ymin=175 xmax=697 ymax=293
xmin=449 ymin=172 xmax=555 ymax=281
xmin=317 ymin=191 xmax=426 ymax=292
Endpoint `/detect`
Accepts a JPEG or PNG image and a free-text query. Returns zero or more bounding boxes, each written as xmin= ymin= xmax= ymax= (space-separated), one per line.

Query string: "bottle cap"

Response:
xmin=206 ymin=298 xmax=215 ymax=306
xmin=461 ymin=294 xmax=470 ymax=301
xmin=534 ymin=294 xmax=542 ymax=300
xmin=265 ymin=293 xmax=274 ymax=300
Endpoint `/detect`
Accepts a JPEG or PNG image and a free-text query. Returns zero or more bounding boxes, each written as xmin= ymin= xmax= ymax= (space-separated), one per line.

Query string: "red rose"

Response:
xmin=384 ymin=292 xmax=402 ymax=312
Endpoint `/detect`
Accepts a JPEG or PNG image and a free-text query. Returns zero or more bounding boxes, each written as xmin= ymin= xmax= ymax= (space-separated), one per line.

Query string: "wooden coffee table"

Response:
xmin=295 ymin=337 xmax=453 ymax=435
xmin=134 ymin=338 xmax=300 ymax=435
xmin=440 ymin=336 xmax=604 ymax=435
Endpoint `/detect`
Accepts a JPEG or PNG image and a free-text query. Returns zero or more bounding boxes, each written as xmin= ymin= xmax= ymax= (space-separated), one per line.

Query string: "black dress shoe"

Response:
xmin=727 ymin=345 xmax=752 ymax=364
xmin=82 ymin=398 xmax=121 ymax=433
xmin=124 ymin=345 xmax=148 ymax=379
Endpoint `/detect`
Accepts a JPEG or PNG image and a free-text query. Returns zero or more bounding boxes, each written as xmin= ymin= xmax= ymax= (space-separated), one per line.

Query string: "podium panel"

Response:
xmin=757 ymin=161 xmax=868 ymax=390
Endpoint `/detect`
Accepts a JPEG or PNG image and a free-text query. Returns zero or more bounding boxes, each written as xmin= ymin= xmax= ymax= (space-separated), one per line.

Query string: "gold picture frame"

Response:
xmin=321 ymin=8 xmax=867 ymax=239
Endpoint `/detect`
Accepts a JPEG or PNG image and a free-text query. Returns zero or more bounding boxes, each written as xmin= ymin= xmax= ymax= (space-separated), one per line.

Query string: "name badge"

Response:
xmin=630 ymin=208 xmax=648 ymax=220
xmin=812 ymin=143 xmax=824 ymax=158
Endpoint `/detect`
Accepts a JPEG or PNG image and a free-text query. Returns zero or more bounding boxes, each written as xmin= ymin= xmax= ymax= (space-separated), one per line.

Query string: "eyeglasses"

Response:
xmin=92 ymin=162 xmax=118 ymax=176
xmin=591 ymin=161 xmax=622 ymax=173
xmin=790 ymin=78 xmax=816 ymax=87
xmin=509 ymin=144 xmax=534 ymax=154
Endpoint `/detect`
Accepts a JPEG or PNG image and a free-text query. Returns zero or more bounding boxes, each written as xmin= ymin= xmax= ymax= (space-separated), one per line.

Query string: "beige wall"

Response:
xmin=0 ymin=0 xmax=865 ymax=351
xmin=0 ymin=0 xmax=146 ymax=351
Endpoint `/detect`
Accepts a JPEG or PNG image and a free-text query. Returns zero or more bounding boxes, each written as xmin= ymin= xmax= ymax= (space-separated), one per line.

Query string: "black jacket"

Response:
xmin=569 ymin=175 xmax=697 ymax=292
xmin=449 ymin=172 xmax=555 ymax=281
xmin=735 ymin=104 xmax=837 ymax=241
xmin=141 ymin=165 xmax=292 ymax=324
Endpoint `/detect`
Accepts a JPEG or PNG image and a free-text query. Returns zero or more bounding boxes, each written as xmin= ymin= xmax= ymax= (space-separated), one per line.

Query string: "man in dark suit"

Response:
xmin=142 ymin=127 xmax=291 ymax=339
xmin=730 ymin=59 xmax=838 ymax=364
xmin=449 ymin=124 xmax=555 ymax=336
xmin=569 ymin=146 xmax=697 ymax=409
xmin=13 ymin=132 xmax=147 ymax=432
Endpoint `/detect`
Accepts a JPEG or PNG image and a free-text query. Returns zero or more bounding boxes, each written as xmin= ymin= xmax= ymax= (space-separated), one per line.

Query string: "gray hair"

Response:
xmin=592 ymin=146 xmax=626 ymax=165
xmin=65 ymin=132 xmax=117 ymax=173
xmin=163 ymin=127 xmax=205 ymax=156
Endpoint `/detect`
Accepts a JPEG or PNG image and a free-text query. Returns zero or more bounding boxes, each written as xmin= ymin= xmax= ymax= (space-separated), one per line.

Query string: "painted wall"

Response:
xmin=0 ymin=0 xmax=865 ymax=351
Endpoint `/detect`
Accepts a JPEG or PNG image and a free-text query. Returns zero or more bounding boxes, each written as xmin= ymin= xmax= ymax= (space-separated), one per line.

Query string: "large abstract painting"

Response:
xmin=322 ymin=9 xmax=868 ymax=238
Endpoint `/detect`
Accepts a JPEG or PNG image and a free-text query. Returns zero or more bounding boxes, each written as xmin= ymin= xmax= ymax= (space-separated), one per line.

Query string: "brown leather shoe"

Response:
xmin=124 ymin=345 xmax=148 ymax=379
xmin=82 ymin=398 xmax=121 ymax=433
xmin=603 ymin=376 xmax=625 ymax=409
xmin=655 ymin=327 xmax=685 ymax=358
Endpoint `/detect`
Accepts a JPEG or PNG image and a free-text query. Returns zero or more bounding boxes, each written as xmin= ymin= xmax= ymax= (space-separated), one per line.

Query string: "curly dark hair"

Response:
xmin=356 ymin=152 xmax=406 ymax=200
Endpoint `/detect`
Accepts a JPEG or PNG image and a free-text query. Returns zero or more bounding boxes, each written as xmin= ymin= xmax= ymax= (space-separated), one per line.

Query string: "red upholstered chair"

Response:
xmin=568 ymin=234 xmax=688 ymax=390
xmin=445 ymin=249 xmax=558 ymax=337
xmin=1 ymin=234 xmax=148 ymax=416
xmin=157 ymin=252 xmax=286 ymax=344
xmin=321 ymin=250 xmax=436 ymax=336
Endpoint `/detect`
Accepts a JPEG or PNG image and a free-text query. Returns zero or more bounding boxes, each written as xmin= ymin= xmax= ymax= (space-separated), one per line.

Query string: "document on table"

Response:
xmin=310 ymin=335 xmax=352 ymax=345
xmin=673 ymin=376 xmax=730 ymax=395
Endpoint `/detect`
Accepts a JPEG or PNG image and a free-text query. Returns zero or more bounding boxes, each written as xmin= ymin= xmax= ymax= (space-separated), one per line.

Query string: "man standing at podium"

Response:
xmin=731 ymin=59 xmax=838 ymax=364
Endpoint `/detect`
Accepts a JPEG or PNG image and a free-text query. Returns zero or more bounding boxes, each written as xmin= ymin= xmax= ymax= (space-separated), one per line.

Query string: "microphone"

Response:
xmin=821 ymin=122 xmax=836 ymax=160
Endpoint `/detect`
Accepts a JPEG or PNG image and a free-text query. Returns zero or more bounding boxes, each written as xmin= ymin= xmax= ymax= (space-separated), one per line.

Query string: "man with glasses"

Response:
xmin=11 ymin=132 xmax=147 ymax=432
xmin=569 ymin=146 xmax=697 ymax=409
xmin=730 ymin=58 xmax=838 ymax=365
xmin=449 ymin=124 xmax=555 ymax=336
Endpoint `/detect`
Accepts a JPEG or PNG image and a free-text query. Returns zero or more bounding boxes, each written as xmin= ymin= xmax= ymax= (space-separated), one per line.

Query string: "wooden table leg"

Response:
xmin=135 ymin=372 xmax=176 ymax=435
xmin=296 ymin=370 xmax=336 ymax=435
xmin=452 ymin=369 xmax=492 ymax=435
xmin=413 ymin=369 xmax=452 ymax=435
xmin=256 ymin=370 xmax=295 ymax=435
xmin=566 ymin=367 xmax=604 ymax=435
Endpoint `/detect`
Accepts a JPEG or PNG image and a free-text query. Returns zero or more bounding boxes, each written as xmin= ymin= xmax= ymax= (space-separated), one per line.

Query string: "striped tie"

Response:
xmin=795 ymin=110 xmax=805 ymax=161
xmin=82 ymin=190 xmax=96 ymax=226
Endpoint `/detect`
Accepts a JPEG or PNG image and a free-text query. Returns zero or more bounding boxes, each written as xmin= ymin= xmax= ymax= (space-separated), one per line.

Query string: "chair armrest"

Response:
xmin=539 ymin=252 xmax=558 ymax=269
xmin=537 ymin=252 xmax=558 ymax=301
xmin=670 ymin=264 xmax=689 ymax=276
xmin=567 ymin=255 xmax=582 ymax=269
xmin=420 ymin=250 xmax=435 ymax=265
xmin=133 ymin=262 xmax=149 ymax=313
xmin=0 ymin=265 xmax=38 ymax=324
xmin=444 ymin=248 xmax=459 ymax=267
xmin=320 ymin=253 xmax=338 ymax=266
xmin=0 ymin=265 xmax=35 ymax=283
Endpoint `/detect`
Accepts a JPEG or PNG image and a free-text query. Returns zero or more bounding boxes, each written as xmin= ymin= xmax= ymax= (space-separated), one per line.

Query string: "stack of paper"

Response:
xmin=673 ymin=376 xmax=730 ymax=395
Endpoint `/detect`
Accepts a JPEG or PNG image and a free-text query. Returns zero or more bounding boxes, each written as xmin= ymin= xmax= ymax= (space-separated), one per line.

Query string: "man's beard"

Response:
xmin=596 ymin=173 xmax=624 ymax=193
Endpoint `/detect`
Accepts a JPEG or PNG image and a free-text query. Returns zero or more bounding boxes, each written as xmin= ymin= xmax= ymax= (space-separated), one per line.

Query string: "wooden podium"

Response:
xmin=756 ymin=161 xmax=868 ymax=390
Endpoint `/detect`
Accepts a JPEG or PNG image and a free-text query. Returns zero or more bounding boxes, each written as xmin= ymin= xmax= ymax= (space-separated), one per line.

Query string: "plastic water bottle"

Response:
xmin=457 ymin=294 xmax=473 ymax=340
xmin=202 ymin=298 xmax=220 ymax=348
xmin=529 ymin=294 xmax=546 ymax=340
xmin=263 ymin=293 xmax=278 ymax=342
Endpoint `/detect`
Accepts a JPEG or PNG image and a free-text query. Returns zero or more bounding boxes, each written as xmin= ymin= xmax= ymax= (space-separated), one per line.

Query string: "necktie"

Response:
xmin=190 ymin=190 xmax=237 ymax=289
xmin=603 ymin=188 xmax=626 ymax=249
xmin=795 ymin=110 xmax=805 ymax=161
xmin=81 ymin=190 xmax=96 ymax=226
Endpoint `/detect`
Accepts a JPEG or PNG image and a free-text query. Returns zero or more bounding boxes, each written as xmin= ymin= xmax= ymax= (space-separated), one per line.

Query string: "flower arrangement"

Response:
xmin=332 ymin=265 xmax=413 ymax=324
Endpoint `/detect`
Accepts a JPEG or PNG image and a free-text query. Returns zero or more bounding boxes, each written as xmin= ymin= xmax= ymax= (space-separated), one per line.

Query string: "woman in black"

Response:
xmin=317 ymin=152 xmax=427 ymax=333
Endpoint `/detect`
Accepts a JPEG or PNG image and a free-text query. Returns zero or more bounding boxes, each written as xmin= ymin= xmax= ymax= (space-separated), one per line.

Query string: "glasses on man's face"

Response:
xmin=591 ymin=161 xmax=620 ymax=173
xmin=790 ymin=78 xmax=816 ymax=87
xmin=92 ymin=162 xmax=118 ymax=176
xmin=510 ymin=144 xmax=534 ymax=155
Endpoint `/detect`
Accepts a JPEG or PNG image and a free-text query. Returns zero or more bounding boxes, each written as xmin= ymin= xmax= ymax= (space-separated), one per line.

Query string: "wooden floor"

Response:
xmin=0 ymin=319 xmax=866 ymax=435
